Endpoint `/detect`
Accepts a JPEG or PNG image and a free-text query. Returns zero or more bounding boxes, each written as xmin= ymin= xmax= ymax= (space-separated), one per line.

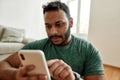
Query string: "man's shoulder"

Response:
xmin=72 ymin=35 xmax=90 ymax=45
xmin=22 ymin=38 xmax=50 ymax=49
xmin=72 ymin=35 xmax=97 ymax=51
xmin=30 ymin=38 xmax=49 ymax=44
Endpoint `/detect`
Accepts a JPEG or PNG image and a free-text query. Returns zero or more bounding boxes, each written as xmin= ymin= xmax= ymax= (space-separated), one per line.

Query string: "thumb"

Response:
xmin=18 ymin=65 xmax=35 ymax=77
xmin=47 ymin=59 xmax=59 ymax=67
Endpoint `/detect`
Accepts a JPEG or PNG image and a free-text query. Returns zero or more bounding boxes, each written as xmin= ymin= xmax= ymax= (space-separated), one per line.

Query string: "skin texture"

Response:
xmin=47 ymin=59 xmax=75 ymax=80
xmin=0 ymin=9 xmax=105 ymax=80
xmin=0 ymin=54 xmax=75 ymax=80
xmin=44 ymin=10 xmax=73 ymax=46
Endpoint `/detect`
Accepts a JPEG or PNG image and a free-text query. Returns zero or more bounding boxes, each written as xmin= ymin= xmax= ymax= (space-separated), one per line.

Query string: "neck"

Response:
xmin=60 ymin=35 xmax=72 ymax=46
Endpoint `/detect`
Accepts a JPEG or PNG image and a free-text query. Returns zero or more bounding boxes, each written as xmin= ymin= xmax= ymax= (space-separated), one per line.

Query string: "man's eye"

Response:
xmin=56 ymin=23 xmax=61 ymax=27
xmin=45 ymin=25 xmax=51 ymax=29
xmin=55 ymin=22 xmax=64 ymax=27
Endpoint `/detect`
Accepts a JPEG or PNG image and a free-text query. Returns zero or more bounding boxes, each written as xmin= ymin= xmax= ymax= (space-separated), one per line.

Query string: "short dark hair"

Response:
xmin=42 ymin=1 xmax=71 ymax=19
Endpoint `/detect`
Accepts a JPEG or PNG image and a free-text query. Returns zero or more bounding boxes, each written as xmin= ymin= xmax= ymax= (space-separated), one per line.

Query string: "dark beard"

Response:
xmin=49 ymin=26 xmax=71 ymax=46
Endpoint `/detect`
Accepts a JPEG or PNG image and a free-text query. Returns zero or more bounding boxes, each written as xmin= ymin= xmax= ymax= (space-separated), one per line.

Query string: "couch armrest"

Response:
xmin=22 ymin=38 xmax=35 ymax=44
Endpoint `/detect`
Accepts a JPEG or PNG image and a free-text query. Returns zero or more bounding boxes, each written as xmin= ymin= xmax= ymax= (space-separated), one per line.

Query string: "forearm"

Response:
xmin=84 ymin=74 xmax=105 ymax=80
xmin=0 ymin=60 xmax=18 ymax=80
xmin=73 ymin=72 xmax=83 ymax=80
xmin=73 ymin=72 xmax=105 ymax=80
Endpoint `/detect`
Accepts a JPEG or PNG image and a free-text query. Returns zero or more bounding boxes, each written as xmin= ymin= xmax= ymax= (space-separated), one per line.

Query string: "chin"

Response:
xmin=53 ymin=43 xmax=61 ymax=46
xmin=51 ymin=42 xmax=62 ymax=46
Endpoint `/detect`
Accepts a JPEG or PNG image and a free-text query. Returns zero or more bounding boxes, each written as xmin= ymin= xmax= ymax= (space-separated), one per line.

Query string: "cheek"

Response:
xmin=46 ymin=29 xmax=50 ymax=35
xmin=62 ymin=27 xmax=69 ymax=34
xmin=58 ymin=29 xmax=66 ymax=36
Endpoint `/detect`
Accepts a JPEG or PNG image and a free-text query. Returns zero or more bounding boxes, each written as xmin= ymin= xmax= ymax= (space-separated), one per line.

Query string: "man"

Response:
xmin=0 ymin=1 xmax=105 ymax=80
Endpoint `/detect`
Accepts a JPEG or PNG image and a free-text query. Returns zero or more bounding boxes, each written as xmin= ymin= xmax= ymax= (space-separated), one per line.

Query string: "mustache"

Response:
xmin=49 ymin=35 xmax=62 ymax=39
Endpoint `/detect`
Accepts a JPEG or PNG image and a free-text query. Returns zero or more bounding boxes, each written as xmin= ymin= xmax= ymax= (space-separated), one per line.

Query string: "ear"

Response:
xmin=69 ymin=17 xmax=73 ymax=28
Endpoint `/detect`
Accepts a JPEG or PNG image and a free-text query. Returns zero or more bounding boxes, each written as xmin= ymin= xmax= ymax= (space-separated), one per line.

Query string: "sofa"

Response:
xmin=0 ymin=25 xmax=34 ymax=60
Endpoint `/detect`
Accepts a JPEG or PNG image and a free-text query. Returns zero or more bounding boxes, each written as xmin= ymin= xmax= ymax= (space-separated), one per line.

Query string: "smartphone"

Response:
xmin=18 ymin=50 xmax=51 ymax=80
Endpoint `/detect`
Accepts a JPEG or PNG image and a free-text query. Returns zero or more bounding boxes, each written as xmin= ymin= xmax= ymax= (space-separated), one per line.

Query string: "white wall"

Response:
xmin=0 ymin=0 xmax=48 ymax=39
xmin=88 ymin=0 xmax=120 ymax=67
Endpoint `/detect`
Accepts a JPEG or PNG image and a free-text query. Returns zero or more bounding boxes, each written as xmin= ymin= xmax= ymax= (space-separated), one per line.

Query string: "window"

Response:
xmin=61 ymin=0 xmax=91 ymax=38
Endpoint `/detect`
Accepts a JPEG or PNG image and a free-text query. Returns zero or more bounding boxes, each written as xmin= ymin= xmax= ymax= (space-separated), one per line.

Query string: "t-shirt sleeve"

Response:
xmin=21 ymin=41 xmax=38 ymax=49
xmin=21 ymin=39 xmax=49 ymax=50
xmin=83 ymin=43 xmax=104 ymax=76
xmin=21 ymin=40 xmax=43 ymax=50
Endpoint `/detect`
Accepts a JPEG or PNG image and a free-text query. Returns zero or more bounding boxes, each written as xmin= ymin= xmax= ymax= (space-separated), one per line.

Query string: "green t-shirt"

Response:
xmin=22 ymin=35 xmax=104 ymax=78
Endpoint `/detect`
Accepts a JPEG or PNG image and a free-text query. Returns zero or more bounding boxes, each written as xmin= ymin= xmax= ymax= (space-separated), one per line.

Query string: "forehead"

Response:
xmin=44 ymin=10 xmax=68 ymax=23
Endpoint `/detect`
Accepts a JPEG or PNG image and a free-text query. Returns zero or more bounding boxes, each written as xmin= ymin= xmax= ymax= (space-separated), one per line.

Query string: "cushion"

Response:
xmin=0 ymin=53 xmax=12 ymax=61
xmin=0 ymin=25 xmax=4 ymax=39
xmin=0 ymin=42 xmax=25 ymax=54
xmin=1 ymin=27 xmax=25 ymax=42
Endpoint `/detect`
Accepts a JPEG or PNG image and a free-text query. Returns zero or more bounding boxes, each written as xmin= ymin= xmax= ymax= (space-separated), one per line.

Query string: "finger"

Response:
xmin=53 ymin=64 xmax=65 ymax=77
xmin=49 ymin=60 xmax=64 ymax=76
xmin=19 ymin=65 xmax=35 ymax=76
xmin=59 ymin=67 xmax=71 ymax=79
xmin=16 ymin=67 xmax=27 ymax=80
xmin=53 ymin=62 xmax=70 ymax=79
xmin=49 ymin=60 xmax=66 ymax=78
xmin=38 ymin=74 xmax=47 ymax=80
xmin=47 ymin=59 xmax=59 ymax=67
xmin=28 ymin=76 xmax=37 ymax=80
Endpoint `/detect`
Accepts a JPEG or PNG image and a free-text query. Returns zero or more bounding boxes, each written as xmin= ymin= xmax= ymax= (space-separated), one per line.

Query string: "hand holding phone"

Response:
xmin=18 ymin=50 xmax=51 ymax=80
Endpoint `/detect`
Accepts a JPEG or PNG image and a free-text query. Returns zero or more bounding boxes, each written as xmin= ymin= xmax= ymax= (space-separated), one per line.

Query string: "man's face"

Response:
xmin=44 ymin=10 xmax=73 ymax=46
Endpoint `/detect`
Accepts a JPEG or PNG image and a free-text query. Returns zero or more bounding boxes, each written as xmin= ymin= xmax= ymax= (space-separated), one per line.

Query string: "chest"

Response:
xmin=43 ymin=46 xmax=85 ymax=74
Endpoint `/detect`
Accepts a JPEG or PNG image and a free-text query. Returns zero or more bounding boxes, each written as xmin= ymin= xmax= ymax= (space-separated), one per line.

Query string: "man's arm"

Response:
xmin=0 ymin=53 xmax=20 ymax=80
xmin=0 ymin=53 xmax=49 ymax=80
xmin=84 ymin=75 xmax=105 ymax=80
xmin=73 ymin=71 xmax=105 ymax=80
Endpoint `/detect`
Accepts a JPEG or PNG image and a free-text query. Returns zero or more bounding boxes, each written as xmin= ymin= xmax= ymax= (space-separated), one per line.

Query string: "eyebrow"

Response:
xmin=45 ymin=20 xmax=65 ymax=25
xmin=56 ymin=21 xmax=63 ymax=23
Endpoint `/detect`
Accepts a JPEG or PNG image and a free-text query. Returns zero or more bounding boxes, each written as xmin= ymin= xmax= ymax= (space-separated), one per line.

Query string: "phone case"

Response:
xmin=18 ymin=50 xmax=51 ymax=80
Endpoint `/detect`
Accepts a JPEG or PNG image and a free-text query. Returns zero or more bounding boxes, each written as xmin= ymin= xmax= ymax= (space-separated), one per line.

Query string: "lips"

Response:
xmin=51 ymin=37 xmax=61 ymax=44
xmin=51 ymin=37 xmax=61 ymax=43
xmin=49 ymin=35 xmax=63 ymax=44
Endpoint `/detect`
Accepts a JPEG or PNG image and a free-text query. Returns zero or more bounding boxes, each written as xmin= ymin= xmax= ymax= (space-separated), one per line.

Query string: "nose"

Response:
xmin=50 ymin=26 xmax=58 ymax=35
